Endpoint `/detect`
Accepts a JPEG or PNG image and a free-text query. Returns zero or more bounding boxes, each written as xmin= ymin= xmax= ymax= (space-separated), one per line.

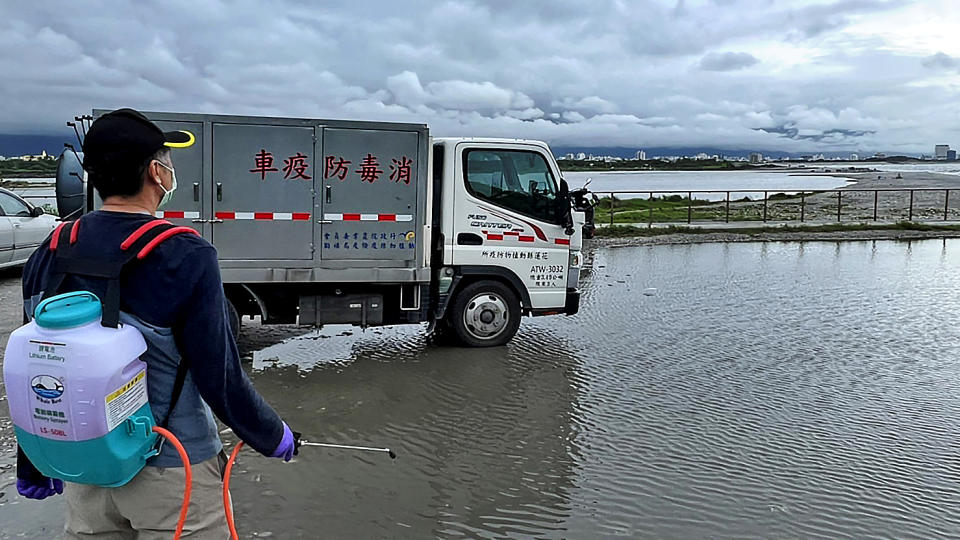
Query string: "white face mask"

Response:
xmin=155 ymin=161 xmax=177 ymax=209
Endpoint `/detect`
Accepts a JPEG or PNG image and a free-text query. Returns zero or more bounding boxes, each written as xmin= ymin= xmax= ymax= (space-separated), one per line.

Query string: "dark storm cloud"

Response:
xmin=0 ymin=0 xmax=953 ymax=153
xmin=922 ymin=52 xmax=959 ymax=70
xmin=699 ymin=52 xmax=759 ymax=71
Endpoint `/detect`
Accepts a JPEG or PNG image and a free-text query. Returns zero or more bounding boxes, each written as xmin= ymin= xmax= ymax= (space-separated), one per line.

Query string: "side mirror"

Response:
xmin=31 ymin=206 xmax=45 ymax=217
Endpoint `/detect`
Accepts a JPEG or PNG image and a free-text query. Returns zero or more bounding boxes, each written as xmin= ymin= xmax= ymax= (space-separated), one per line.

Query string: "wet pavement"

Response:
xmin=4 ymin=239 xmax=960 ymax=538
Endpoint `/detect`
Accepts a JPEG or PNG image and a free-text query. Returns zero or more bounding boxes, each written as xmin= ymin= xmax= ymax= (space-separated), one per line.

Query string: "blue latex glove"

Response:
xmin=270 ymin=422 xmax=299 ymax=462
xmin=17 ymin=477 xmax=63 ymax=500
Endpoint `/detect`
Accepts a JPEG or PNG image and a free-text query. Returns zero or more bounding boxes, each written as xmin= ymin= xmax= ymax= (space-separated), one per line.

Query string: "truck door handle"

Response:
xmin=325 ymin=185 xmax=332 ymax=204
xmin=457 ymin=233 xmax=483 ymax=246
xmin=216 ymin=183 xmax=223 ymax=202
xmin=193 ymin=183 xmax=200 ymax=202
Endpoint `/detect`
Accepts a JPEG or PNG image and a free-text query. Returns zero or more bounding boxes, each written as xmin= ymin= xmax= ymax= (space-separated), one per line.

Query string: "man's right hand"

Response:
xmin=270 ymin=422 xmax=300 ymax=462
xmin=17 ymin=477 xmax=63 ymax=500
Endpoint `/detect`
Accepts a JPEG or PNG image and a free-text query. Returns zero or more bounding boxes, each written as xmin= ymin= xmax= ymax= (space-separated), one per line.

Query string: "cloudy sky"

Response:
xmin=2 ymin=0 xmax=958 ymax=153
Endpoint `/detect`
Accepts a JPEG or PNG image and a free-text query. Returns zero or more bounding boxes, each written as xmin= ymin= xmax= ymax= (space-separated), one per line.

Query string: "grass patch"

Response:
xmin=594 ymin=222 xmax=960 ymax=238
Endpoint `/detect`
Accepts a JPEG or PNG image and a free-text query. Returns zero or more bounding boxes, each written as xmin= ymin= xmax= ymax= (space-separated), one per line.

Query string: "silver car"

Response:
xmin=0 ymin=188 xmax=58 ymax=268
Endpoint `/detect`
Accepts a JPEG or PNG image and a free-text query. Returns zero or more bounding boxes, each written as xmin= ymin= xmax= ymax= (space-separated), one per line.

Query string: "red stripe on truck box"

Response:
xmin=293 ymin=213 xmax=311 ymax=221
xmin=518 ymin=236 xmax=535 ymax=242
xmin=343 ymin=214 xmax=361 ymax=221
xmin=254 ymin=212 xmax=273 ymax=220
xmin=379 ymin=214 xmax=396 ymax=221
xmin=215 ymin=212 xmax=235 ymax=220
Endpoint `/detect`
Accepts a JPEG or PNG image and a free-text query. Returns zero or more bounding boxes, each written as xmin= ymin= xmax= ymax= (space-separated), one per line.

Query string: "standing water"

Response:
xmin=3 ymin=239 xmax=960 ymax=538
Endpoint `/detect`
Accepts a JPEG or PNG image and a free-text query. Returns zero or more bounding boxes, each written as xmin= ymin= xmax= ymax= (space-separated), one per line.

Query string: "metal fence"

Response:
xmin=601 ymin=188 xmax=960 ymax=226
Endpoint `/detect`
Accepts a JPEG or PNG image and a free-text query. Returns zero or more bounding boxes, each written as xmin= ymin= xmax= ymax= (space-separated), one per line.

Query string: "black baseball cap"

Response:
xmin=82 ymin=108 xmax=195 ymax=179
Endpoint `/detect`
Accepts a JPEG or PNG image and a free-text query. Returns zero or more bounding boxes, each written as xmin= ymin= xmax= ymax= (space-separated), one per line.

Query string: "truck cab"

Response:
xmin=430 ymin=138 xmax=584 ymax=346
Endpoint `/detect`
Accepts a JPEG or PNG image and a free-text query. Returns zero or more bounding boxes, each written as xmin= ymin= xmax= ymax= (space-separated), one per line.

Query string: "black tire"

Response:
xmin=449 ymin=280 xmax=521 ymax=347
xmin=226 ymin=299 xmax=241 ymax=338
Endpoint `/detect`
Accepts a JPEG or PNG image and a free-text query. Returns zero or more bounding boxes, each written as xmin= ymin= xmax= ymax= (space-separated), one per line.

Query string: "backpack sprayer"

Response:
xmin=3 ymin=219 xmax=395 ymax=539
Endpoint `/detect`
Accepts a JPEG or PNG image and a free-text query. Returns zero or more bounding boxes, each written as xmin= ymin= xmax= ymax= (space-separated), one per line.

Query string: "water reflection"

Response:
xmin=230 ymin=328 xmax=584 ymax=538
xmin=5 ymin=239 xmax=960 ymax=539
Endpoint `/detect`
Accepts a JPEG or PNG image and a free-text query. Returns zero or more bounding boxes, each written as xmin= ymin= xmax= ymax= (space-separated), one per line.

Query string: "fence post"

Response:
xmin=909 ymin=190 xmax=914 ymax=221
xmin=873 ymin=191 xmax=878 ymax=221
xmin=725 ymin=192 xmax=730 ymax=223
xmin=648 ymin=192 xmax=653 ymax=228
xmin=687 ymin=191 xmax=692 ymax=224
xmin=837 ymin=191 xmax=842 ymax=222
xmin=763 ymin=191 xmax=768 ymax=222
xmin=801 ymin=191 xmax=805 ymax=222
xmin=609 ymin=193 xmax=614 ymax=227
xmin=946 ymin=189 xmax=950 ymax=221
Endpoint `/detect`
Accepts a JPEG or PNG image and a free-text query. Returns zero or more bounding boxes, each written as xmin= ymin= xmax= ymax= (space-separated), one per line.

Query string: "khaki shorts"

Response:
xmin=64 ymin=453 xmax=231 ymax=540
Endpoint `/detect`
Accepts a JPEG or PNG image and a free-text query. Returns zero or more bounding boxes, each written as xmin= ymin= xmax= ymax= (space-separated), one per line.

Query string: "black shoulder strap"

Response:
xmin=45 ymin=218 xmax=199 ymax=428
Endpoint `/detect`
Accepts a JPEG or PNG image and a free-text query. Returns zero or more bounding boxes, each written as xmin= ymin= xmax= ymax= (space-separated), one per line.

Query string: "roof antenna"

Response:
xmin=67 ymin=121 xmax=83 ymax=146
xmin=64 ymin=143 xmax=82 ymax=163
xmin=75 ymin=117 xmax=86 ymax=137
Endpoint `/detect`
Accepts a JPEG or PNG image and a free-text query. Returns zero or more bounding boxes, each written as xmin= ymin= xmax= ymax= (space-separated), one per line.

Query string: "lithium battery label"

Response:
xmin=105 ymin=371 xmax=148 ymax=432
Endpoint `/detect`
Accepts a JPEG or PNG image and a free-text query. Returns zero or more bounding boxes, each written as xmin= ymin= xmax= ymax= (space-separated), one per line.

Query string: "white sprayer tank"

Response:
xmin=3 ymin=291 xmax=158 ymax=486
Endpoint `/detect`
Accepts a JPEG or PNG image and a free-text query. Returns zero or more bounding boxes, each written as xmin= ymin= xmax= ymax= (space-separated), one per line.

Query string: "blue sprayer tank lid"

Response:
xmin=34 ymin=292 xmax=102 ymax=329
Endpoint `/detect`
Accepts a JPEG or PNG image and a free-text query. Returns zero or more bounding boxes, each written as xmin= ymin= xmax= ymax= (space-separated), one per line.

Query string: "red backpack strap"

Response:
xmin=120 ymin=219 xmax=173 ymax=250
xmin=48 ymin=221 xmax=75 ymax=251
xmin=119 ymin=219 xmax=200 ymax=260
xmin=135 ymin=227 xmax=200 ymax=260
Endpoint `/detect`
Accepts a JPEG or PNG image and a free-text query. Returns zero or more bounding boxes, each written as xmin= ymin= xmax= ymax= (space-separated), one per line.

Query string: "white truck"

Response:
xmin=56 ymin=111 xmax=595 ymax=346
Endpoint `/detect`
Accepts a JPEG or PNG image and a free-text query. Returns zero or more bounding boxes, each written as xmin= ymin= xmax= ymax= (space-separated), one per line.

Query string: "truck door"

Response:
xmin=151 ymin=120 xmax=204 ymax=234
xmin=453 ymin=145 xmax=571 ymax=309
xmin=319 ymin=128 xmax=420 ymax=261
xmin=211 ymin=123 xmax=316 ymax=261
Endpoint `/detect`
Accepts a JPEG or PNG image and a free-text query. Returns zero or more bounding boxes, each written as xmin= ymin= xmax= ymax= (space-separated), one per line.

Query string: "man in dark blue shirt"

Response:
xmin=16 ymin=108 xmax=297 ymax=538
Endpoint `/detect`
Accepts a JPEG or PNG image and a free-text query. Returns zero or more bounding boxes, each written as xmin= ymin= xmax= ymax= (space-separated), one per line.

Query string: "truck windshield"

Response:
xmin=464 ymin=150 xmax=560 ymax=223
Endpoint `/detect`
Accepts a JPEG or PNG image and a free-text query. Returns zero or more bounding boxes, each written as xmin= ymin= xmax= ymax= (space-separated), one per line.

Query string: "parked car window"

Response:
xmin=464 ymin=150 xmax=560 ymax=223
xmin=0 ymin=193 xmax=32 ymax=217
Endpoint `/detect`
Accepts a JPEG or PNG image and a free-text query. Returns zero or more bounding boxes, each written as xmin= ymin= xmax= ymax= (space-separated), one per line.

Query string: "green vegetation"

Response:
xmin=594 ymin=222 xmax=960 ymax=238
xmin=0 ymin=158 xmax=58 ymax=178
xmin=559 ymin=158 xmax=761 ymax=172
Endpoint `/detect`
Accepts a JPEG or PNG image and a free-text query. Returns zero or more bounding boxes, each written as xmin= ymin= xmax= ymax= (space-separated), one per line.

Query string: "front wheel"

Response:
xmin=449 ymin=280 xmax=521 ymax=347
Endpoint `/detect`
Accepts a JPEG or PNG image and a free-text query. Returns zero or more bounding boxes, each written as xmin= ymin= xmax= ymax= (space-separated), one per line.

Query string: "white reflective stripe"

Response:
xmin=155 ymin=211 xmax=200 ymax=219
xmin=273 ymin=212 xmax=293 ymax=220
xmin=235 ymin=212 xmax=255 ymax=220
xmin=321 ymin=213 xmax=413 ymax=222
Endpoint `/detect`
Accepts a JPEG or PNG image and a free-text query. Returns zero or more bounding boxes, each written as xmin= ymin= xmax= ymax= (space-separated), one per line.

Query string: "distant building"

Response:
xmin=18 ymin=150 xmax=52 ymax=162
xmin=949 ymin=150 xmax=958 ymax=161
xmin=576 ymin=152 xmax=586 ymax=160
xmin=635 ymin=150 xmax=646 ymax=160
xmin=850 ymin=153 xmax=859 ymax=161
xmin=874 ymin=152 xmax=886 ymax=159
xmin=935 ymin=145 xmax=950 ymax=160
xmin=749 ymin=152 xmax=763 ymax=164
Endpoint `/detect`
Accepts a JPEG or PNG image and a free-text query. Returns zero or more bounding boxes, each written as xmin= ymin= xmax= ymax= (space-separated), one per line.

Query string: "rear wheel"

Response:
xmin=449 ymin=280 xmax=521 ymax=347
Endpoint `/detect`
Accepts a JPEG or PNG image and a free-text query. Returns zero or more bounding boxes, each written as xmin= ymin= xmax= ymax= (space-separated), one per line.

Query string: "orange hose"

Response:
xmin=223 ymin=441 xmax=244 ymax=540
xmin=152 ymin=426 xmax=192 ymax=540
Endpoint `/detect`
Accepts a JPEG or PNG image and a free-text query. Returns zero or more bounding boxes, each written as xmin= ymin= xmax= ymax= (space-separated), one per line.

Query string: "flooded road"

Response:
xmin=4 ymin=239 xmax=960 ymax=538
